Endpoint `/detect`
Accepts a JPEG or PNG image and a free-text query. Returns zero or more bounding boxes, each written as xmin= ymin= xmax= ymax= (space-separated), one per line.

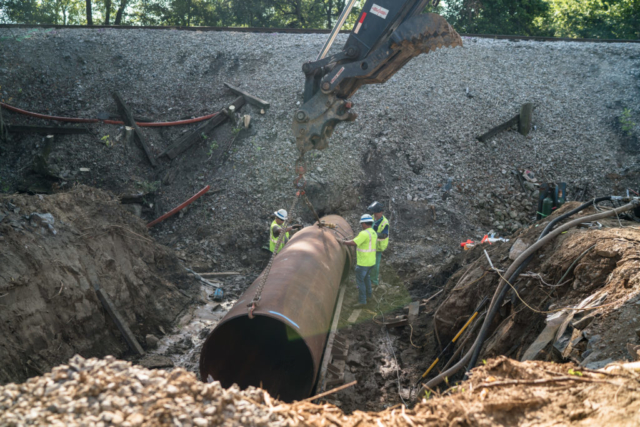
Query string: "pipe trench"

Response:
xmin=199 ymin=215 xmax=354 ymax=402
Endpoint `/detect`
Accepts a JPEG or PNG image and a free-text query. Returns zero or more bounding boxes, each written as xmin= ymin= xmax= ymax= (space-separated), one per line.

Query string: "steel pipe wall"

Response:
xmin=199 ymin=215 xmax=354 ymax=402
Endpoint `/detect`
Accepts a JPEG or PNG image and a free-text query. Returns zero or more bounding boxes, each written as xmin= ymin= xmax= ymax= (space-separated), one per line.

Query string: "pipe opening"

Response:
xmin=200 ymin=315 xmax=315 ymax=402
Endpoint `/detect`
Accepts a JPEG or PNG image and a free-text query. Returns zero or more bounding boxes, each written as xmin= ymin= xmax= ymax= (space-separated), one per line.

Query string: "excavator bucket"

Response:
xmin=293 ymin=13 xmax=462 ymax=155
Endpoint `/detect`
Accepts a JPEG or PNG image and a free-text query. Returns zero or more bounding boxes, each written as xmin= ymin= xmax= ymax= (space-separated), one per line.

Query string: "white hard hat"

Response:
xmin=360 ymin=214 xmax=374 ymax=223
xmin=274 ymin=209 xmax=288 ymax=220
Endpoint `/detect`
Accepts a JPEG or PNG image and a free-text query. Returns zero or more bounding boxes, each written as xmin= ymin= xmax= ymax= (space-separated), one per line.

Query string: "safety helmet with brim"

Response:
xmin=367 ymin=201 xmax=384 ymax=213
xmin=360 ymin=214 xmax=374 ymax=223
xmin=274 ymin=209 xmax=288 ymax=220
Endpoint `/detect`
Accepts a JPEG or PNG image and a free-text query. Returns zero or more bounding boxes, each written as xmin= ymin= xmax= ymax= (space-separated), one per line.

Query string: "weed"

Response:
xmin=101 ymin=135 xmax=112 ymax=147
xmin=232 ymin=126 xmax=243 ymax=136
xmin=423 ymin=389 xmax=432 ymax=400
xmin=207 ymin=140 xmax=218 ymax=157
xmin=568 ymin=368 xmax=583 ymax=377
xmin=0 ymin=178 xmax=9 ymax=193
xmin=137 ymin=180 xmax=160 ymax=194
xmin=620 ymin=108 xmax=636 ymax=136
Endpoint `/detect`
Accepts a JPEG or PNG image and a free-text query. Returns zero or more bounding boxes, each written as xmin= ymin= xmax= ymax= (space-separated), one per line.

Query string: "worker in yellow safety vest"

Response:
xmin=367 ymin=201 xmax=389 ymax=287
xmin=339 ymin=214 xmax=377 ymax=307
xmin=269 ymin=209 xmax=293 ymax=253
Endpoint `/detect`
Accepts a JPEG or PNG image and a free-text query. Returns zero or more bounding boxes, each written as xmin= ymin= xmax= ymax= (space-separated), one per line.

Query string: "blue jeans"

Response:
xmin=355 ymin=265 xmax=374 ymax=304
xmin=371 ymin=252 xmax=382 ymax=286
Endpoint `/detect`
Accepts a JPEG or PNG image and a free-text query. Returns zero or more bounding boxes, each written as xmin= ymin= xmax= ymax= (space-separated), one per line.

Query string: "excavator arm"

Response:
xmin=292 ymin=0 xmax=462 ymax=155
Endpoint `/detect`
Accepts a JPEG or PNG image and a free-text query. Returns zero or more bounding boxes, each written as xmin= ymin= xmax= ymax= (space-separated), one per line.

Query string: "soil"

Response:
xmin=0 ymin=186 xmax=199 ymax=385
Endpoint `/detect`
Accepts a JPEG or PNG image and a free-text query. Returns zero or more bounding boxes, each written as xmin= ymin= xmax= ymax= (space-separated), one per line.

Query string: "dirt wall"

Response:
xmin=0 ymin=186 xmax=197 ymax=384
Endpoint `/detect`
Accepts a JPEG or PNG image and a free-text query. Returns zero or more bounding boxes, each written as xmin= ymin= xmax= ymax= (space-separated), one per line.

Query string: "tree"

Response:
xmin=86 ymin=0 xmax=93 ymax=24
xmin=104 ymin=0 xmax=111 ymax=24
xmin=541 ymin=0 xmax=639 ymax=39
xmin=445 ymin=0 xmax=550 ymax=36
xmin=114 ymin=0 xmax=128 ymax=24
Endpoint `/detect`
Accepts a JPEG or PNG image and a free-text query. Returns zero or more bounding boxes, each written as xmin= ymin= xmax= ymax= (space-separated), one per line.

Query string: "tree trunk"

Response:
xmin=104 ymin=0 xmax=112 ymax=25
xmin=114 ymin=0 xmax=128 ymax=25
xmin=86 ymin=0 xmax=93 ymax=25
xmin=187 ymin=0 xmax=192 ymax=26
xmin=326 ymin=0 xmax=332 ymax=29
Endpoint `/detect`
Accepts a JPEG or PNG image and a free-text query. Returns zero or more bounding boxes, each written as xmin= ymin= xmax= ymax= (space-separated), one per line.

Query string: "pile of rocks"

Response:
xmin=0 ymin=355 xmax=280 ymax=427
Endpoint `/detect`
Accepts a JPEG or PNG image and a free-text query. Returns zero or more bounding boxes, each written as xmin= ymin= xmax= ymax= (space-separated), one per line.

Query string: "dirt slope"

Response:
xmin=1 ymin=27 xmax=639 ymax=275
xmin=0 ymin=186 xmax=198 ymax=385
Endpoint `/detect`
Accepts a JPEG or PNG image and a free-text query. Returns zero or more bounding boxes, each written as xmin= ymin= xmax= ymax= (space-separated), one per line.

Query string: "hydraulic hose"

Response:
xmin=424 ymin=199 xmax=639 ymax=390
xmin=0 ymin=101 xmax=219 ymax=127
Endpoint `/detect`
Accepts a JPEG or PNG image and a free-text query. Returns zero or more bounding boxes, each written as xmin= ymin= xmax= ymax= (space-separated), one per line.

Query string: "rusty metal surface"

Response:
xmin=199 ymin=215 xmax=354 ymax=402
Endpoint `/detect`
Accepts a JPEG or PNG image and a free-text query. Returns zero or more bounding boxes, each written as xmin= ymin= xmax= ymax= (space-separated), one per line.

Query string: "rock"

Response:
xmin=509 ymin=239 xmax=529 ymax=260
xmin=137 ymin=355 xmax=174 ymax=369
xmin=123 ymin=204 xmax=143 ymax=217
xmin=347 ymin=352 xmax=364 ymax=367
xmin=145 ymin=334 xmax=160 ymax=349
xmin=596 ymin=249 xmax=618 ymax=258
xmin=572 ymin=315 xmax=595 ymax=330
xmin=584 ymin=358 xmax=615 ymax=370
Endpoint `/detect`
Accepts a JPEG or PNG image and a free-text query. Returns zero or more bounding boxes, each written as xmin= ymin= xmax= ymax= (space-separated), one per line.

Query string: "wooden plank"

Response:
xmin=112 ymin=92 xmax=158 ymax=167
xmin=224 ymin=82 xmax=270 ymax=110
xmin=316 ymin=285 xmax=347 ymax=395
xmin=161 ymin=96 xmax=245 ymax=160
xmin=347 ymin=309 xmax=361 ymax=324
xmin=6 ymin=125 xmax=89 ymax=134
xmin=200 ymin=271 xmax=240 ymax=276
xmin=96 ymin=288 xmax=145 ymax=355
xmin=384 ymin=315 xmax=408 ymax=329
xmin=408 ymin=301 xmax=420 ymax=323
xmin=477 ymin=114 xmax=519 ymax=143
xmin=518 ymin=103 xmax=534 ymax=136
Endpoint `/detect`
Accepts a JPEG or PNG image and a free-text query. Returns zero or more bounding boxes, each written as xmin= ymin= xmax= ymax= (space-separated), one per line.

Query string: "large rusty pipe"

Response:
xmin=199 ymin=215 xmax=353 ymax=402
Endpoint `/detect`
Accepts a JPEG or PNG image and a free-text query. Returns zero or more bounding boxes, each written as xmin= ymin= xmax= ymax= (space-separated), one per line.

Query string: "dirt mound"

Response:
xmin=2 ymin=354 xmax=640 ymax=426
xmin=0 ymin=186 xmax=198 ymax=385
xmin=432 ymin=201 xmax=640 ymax=368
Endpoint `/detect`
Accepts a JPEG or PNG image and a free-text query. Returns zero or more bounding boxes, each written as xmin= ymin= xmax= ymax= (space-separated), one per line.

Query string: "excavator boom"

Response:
xmin=293 ymin=0 xmax=462 ymax=155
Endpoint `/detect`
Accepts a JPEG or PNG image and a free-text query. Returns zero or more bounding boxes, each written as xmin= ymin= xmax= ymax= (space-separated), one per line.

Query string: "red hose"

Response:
xmin=147 ymin=185 xmax=210 ymax=228
xmin=0 ymin=102 xmax=219 ymax=127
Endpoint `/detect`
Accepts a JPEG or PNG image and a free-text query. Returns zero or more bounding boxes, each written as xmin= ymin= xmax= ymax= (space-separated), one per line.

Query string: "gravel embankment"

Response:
xmin=1 ymin=28 xmax=639 ymax=271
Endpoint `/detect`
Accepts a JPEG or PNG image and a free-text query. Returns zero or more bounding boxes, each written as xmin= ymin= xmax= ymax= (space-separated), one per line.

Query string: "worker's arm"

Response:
xmin=377 ymin=225 xmax=389 ymax=240
xmin=272 ymin=226 xmax=292 ymax=237
xmin=341 ymin=239 xmax=357 ymax=247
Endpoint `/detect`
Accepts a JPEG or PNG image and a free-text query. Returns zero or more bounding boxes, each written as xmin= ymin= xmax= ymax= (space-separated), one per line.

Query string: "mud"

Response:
xmin=0 ymin=186 xmax=199 ymax=385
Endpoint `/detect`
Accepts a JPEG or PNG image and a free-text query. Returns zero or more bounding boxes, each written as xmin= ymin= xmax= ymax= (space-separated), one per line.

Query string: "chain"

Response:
xmin=302 ymin=193 xmax=322 ymax=224
xmin=248 ymin=193 xmax=300 ymax=318
xmin=248 ymin=156 xmax=309 ymax=318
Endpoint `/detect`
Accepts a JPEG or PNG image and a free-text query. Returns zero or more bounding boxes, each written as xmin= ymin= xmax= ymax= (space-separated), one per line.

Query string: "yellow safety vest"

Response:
xmin=269 ymin=220 xmax=289 ymax=253
xmin=354 ymin=228 xmax=377 ymax=267
xmin=375 ymin=216 xmax=389 ymax=252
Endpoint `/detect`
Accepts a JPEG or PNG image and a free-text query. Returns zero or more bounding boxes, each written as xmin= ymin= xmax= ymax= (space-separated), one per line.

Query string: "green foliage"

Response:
xmin=445 ymin=0 xmax=551 ymax=35
xmin=620 ymin=108 xmax=636 ymax=136
xmin=0 ymin=0 xmax=637 ymax=40
xmin=137 ymin=180 xmax=160 ymax=193
xmin=101 ymin=134 xmax=112 ymax=147
xmin=207 ymin=140 xmax=218 ymax=156
xmin=541 ymin=0 xmax=639 ymax=39
xmin=568 ymin=368 xmax=583 ymax=376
